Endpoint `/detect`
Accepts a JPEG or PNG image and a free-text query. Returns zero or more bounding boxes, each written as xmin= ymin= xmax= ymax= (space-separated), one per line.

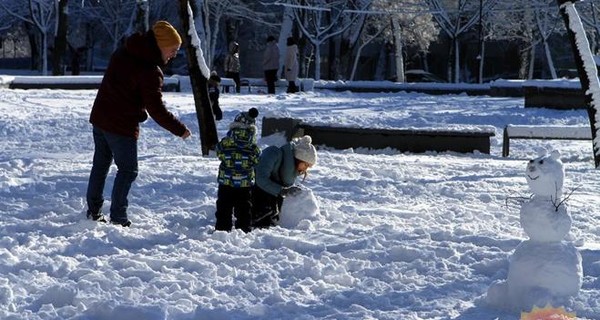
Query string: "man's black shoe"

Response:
xmin=86 ymin=210 xmax=107 ymax=223
xmin=111 ymin=220 xmax=132 ymax=227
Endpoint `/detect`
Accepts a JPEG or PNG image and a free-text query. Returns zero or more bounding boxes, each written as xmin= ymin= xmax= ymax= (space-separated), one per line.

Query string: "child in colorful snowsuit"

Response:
xmin=214 ymin=108 xmax=260 ymax=232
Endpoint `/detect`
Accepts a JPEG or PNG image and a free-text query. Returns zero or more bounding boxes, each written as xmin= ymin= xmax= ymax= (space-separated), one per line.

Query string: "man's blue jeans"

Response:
xmin=86 ymin=126 xmax=138 ymax=223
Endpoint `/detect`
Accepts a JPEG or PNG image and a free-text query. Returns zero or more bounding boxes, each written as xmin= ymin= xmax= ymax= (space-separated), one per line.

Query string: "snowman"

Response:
xmin=487 ymin=150 xmax=583 ymax=312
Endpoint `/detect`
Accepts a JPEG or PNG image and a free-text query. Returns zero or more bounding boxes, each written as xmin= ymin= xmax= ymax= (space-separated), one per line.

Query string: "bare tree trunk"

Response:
xmin=392 ymin=18 xmax=404 ymax=83
xmin=478 ymin=41 xmax=485 ymax=83
xmin=446 ymin=39 xmax=453 ymax=83
xmin=52 ymin=0 xmax=68 ymax=76
xmin=453 ymin=37 xmax=460 ymax=83
xmin=422 ymin=52 xmax=429 ymax=71
xmin=518 ymin=45 xmax=529 ymax=79
xmin=111 ymin=24 xmax=118 ymax=52
xmin=41 ymin=32 xmax=48 ymax=76
xmin=374 ymin=43 xmax=387 ymax=81
xmin=178 ymin=0 xmax=218 ymax=155
xmin=328 ymin=36 xmax=336 ymax=80
xmin=349 ymin=44 xmax=363 ymax=81
xmin=350 ymin=25 xmax=387 ymax=81
xmin=339 ymin=36 xmax=352 ymax=80
xmin=85 ymin=22 xmax=94 ymax=72
xmin=26 ymin=25 xmax=39 ymax=71
xmin=542 ymin=38 xmax=557 ymax=78
xmin=528 ymin=45 xmax=536 ymax=79
xmin=314 ymin=43 xmax=322 ymax=80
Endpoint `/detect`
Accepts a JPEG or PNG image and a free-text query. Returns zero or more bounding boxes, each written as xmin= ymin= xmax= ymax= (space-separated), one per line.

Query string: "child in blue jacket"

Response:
xmin=252 ymin=135 xmax=317 ymax=228
xmin=214 ymin=108 xmax=260 ymax=232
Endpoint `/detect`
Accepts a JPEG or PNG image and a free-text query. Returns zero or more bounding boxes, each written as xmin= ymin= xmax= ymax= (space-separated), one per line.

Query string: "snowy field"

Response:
xmin=0 ymin=83 xmax=599 ymax=319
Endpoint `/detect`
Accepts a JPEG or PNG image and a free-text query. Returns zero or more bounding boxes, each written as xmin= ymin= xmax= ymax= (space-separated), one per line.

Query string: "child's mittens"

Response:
xmin=281 ymin=186 xmax=302 ymax=197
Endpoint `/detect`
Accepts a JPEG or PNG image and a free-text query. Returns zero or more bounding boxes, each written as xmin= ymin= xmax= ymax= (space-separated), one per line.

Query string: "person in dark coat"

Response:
xmin=224 ymin=41 xmax=241 ymax=93
xmin=86 ymin=21 xmax=191 ymax=227
xmin=262 ymin=35 xmax=280 ymax=94
xmin=252 ymin=135 xmax=317 ymax=228
xmin=208 ymin=71 xmax=223 ymax=121
xmin=214 ymin=108 xmax=261 ymax=232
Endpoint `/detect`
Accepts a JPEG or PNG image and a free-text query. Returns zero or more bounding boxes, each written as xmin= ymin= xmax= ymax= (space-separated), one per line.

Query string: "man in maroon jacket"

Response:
xmin=86 ymin=21 xmax=191 ymax=227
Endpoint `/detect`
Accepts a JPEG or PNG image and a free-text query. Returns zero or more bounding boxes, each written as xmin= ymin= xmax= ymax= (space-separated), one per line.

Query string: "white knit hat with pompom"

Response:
xmin=292 ymin=135 xmax=317 ymax=166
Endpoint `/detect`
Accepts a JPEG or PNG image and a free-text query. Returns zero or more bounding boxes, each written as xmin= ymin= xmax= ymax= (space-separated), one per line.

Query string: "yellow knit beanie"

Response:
xmin=152 ymin=21 xmax=182 ymax=50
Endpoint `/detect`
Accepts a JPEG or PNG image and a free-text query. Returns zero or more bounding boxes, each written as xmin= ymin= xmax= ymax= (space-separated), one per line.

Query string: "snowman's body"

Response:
xmin=487 ymin=151 xmax=582 ymax=311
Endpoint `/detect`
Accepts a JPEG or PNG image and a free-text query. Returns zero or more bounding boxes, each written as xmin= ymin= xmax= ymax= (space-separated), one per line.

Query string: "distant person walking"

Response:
xmin=263 ymin=36 xmax=280 ymax=94
xmin=284 ymin=37 xmax=299 ymax=94
xmin=86 ymin=21 xmax=191 ymax=227
xmin=224 ymin=41 xmax=241 ymax=93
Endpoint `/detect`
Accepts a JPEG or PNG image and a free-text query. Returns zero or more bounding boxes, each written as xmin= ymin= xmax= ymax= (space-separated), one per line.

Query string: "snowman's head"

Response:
xmin=525 ymin=150 xmax=564 ymax=199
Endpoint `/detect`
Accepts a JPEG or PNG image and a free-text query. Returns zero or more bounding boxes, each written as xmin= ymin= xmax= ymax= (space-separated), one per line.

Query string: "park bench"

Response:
xmin=523 ymin=83 xmax=586 ymax=110
xmin=220 ymin=78 xmax=251 ymax=93
xmin=221 ymin=78 xmax=310 ymax=93
xmin=502 ymin=124 xmax=592 ymax=157
xmin=7 ymin=75 xmax=181 ymax=92
xmin=262 ymin=117 xmax=496 ymax=154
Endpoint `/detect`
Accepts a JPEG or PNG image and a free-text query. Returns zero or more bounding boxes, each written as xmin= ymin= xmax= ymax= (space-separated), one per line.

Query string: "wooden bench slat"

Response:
xmin=8 ymin=75 xmax=180 ymax=92
xmin=506 ymin=125 xmax=591 ymax=139
xmin=262 ymin=117 xmax=495 ymax=154
xmin=503 ymin=125 xmax=592 ymax=157
xmin=301 ymin=124 xmax=495 ymax=137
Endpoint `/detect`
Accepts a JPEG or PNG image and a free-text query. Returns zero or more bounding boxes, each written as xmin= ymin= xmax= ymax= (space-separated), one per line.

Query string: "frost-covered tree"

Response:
xmin=487 ymin=1 xmax=565 ymax=80
xmin=531 ymin=0 xmax=563 ymax=79
xmin=327 ymin=0 xmax=369 ymax=80
xmin=0 ymin=4 xmax=24 ymax=58
xmin=0 ymin=0 xmax=57 ymax=75
xmin=288 ymin=0 xmax=368 ymax=80
xmin=575 ymin=0 xmax=600 ymax=54
xmin=350 ymin=7 xmax=387 ymax=80
xmin=368 ymin=0 xmax=437 ymax=82
xmin=185 ymin=0 xmax=277 ymax=71
xmin=82 ymin=0 xmax=137 ymax=52
xmin=77 ymin=0 xmax=167 ymax=71
xmin=0 ymin=13 xmax=14 ymax=35
xmin=427 ymin=0 xmax=497 ymax=83
xmin=486 ymin=1 xmax=535 ymax=79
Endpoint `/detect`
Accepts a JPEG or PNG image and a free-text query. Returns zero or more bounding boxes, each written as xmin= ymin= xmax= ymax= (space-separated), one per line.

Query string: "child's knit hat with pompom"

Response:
xmin=292 ymin=135 xmax=317 ymax=166
xmin=230 ymin=108 xmax=259 ymax=129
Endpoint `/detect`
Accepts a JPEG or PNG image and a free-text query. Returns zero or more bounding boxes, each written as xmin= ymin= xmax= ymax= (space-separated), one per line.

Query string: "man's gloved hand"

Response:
xmin=280 ymin=186 xmax=302 ymax=197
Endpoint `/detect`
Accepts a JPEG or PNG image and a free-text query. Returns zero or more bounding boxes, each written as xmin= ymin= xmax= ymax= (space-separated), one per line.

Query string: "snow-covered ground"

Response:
xmin=0 ymin=83 xmax=599 ymax=319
